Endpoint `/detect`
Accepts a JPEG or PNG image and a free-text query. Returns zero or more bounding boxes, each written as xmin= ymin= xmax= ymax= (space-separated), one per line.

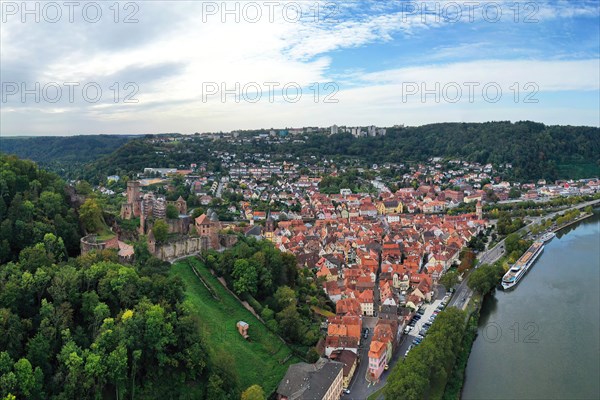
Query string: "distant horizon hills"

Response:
xmin=1 ymin=120 xmax=599 ymax=138
xmin=1 ymin=121 xmax=598 ymax=183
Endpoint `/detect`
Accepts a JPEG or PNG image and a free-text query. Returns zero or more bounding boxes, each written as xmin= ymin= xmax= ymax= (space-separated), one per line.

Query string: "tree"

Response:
xmin=277 ymin=304 xmax=303 ymax=342
xmin=509 ymin=187 xmax=521 ymax=199
xmin=232 ymin=259 xmax=258 ymax=296
xmin=467 ymin=263 xmax=504 ymax=295
xmin=306 ymin=348 xmax=320 ymax=363
xmin=206 ymin=373 xmax=228 ymax=400
xmin=166 ymin=204 xmax=179 ymax=219
xmin=439 ymin=270 xmax=459 ymax=290
xmin=39 ymin=191 xmax=64 ymax=217
xmin=241 ymin=384 xmax=265 ymax=400
xmin=25 ymin=334 xmax=51 ymax=377
xmin=106 ymin=345 xmax=127 ymax=400
xmin=385 ymin=308 xmax=467 ymax=400
xmin=75 ymin=181 xmax=93 ymax=195
xmin=191 ymin=208 xmax=204 ymax=219
xmin=79 ymin=198 xmax=104 ymax=233
xmin=274 ymin=285 xmax=296 ymax=310
xmin=13 ymin=358 xmax=36 ymax=398
xmin=43 ymin=233 xmax=67 ymax=263
xmin=0 ymin=159 xmax=212 ymax=399
xmin=152 ymin=220 xmax=169 ymax=243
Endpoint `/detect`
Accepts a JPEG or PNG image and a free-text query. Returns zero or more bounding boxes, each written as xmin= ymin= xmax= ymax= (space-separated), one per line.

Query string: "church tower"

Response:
xmin=476 ymin=200 xmax=483 ymax=220
xmin=265 ymin=212 xmax=275 ymax=242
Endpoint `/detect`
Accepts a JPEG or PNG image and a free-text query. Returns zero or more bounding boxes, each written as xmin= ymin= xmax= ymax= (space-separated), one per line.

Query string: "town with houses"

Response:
xmin=88 ymin=129 xmax=600 ymax=400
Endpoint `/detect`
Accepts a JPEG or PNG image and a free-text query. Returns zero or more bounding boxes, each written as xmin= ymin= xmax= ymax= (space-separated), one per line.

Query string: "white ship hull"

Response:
xmin=540 ymin=232 xmax=556 ymax=243
xmin=502 ymin=243 xmax=544 ymax=290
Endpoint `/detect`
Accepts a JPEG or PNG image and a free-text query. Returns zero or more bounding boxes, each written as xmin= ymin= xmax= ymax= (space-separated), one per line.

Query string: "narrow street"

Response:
xmin=343 ymin=291 xmax=446 ymax=400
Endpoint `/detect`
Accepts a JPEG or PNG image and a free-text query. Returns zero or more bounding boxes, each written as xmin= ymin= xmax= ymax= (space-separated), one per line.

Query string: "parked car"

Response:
xmin=343 ymin=389 xmax=351 ymax=394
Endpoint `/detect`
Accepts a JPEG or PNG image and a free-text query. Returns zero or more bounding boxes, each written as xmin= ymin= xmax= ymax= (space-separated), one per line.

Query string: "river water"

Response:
xmin=462 ymin=213 xmax=600 ymax=400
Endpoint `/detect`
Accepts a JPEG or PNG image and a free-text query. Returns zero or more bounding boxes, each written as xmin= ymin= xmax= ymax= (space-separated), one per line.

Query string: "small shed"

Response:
xmin=236 ymin=321 xmax=249 ymax=339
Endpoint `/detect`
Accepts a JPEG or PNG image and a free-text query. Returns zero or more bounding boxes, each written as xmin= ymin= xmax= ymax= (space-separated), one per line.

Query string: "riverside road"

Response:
xmin=449 ymin=198 xmax=600 ymax=310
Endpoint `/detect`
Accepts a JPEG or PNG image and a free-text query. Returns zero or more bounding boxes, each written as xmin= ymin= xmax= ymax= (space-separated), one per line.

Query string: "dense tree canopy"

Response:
xmin=0 ymin=155 xmax=82 ymax=263
xmin=0 ymin=157 xmax=245 ymax=399
xmin=0 ymin=135 xmax=133 ymax=180
xmin=0 ymin=237 xmax=211 ymax=399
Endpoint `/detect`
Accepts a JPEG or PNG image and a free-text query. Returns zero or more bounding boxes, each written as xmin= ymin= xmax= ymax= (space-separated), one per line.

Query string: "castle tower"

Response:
xmin=127 ymin=181 xmax=142 ymax=217
xmin=142 ymin=192 xmax=156 ymax=217
xmin=153 ymin=197 xmax=166 ymax=219
xmin=476 ymin=200 xmax=483 ymax=220
xmin=175 ymin=196 xmax=187 ymax=215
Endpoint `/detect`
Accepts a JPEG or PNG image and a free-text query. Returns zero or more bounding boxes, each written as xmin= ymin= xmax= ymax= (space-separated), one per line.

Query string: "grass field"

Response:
xmin=171 ymin=258 xmax=299 ymax=394
xmin=96 ymin=226 xmax=116 ymax=241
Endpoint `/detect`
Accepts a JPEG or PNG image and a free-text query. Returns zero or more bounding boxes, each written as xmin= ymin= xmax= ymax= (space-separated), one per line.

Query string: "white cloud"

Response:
xmin=1 ymin=0 xmax=599 ymax=135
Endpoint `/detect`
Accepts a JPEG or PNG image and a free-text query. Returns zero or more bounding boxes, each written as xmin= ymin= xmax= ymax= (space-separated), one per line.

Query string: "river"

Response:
xmin=462 ymin=212 xmax=600 ymax=400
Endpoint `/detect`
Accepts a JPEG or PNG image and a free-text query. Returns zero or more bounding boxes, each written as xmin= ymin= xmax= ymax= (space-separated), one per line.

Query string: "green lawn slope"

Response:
xmin=170 ymin=258 xmax=299 ymax=394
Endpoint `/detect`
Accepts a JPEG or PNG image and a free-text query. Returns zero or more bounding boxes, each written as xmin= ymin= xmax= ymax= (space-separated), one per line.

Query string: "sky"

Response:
xmin=1 ymin=0 xmax=599 ymax=136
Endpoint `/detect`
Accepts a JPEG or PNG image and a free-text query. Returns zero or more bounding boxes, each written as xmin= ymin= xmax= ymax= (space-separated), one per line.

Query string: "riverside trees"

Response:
xmin=385 ymin=308 xmax=468 ymax=400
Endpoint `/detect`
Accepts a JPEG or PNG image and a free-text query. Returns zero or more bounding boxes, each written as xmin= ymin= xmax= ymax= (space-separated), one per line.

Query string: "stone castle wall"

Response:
xmin=153 ymin=237 xmax=206 ymax=261
xmin=152 ymin=234 xmax=238 ymax=261
xmin=80 ymin=235 xmax=119 ymax=255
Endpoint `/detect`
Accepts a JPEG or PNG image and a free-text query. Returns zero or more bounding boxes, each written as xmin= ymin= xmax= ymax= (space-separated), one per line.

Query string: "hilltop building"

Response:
xmin=195 ymin=209 xmax=222 ymax=249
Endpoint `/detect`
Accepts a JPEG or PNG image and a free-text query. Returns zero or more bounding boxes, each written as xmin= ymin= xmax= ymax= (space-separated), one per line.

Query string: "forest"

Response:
xmin=0 ymin=136 xmax=135 ymax=180
xmin=0 ymin=156 xmax=271 ymax=399
xmin=3 ymin=121 xmax=598 ymax=184
xmin=0 ymin=155 xmax=82 ymax=263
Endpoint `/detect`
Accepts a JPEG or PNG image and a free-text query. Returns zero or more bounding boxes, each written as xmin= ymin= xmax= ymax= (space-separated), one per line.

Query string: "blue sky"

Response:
xmin=1 ymin=0 xmax=598 ymax=135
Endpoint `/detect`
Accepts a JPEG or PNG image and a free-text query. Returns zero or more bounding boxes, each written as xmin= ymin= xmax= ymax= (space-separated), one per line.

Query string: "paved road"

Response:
xmin=449 ymin=198 xmax=600 ymax=310
xmin=343 ymin=316 xmax=378 ymax=400
xmin=342 ymin=291 xmax=447 ymax=399
xmin=448 ymin=240 xmax=503 ymax=310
